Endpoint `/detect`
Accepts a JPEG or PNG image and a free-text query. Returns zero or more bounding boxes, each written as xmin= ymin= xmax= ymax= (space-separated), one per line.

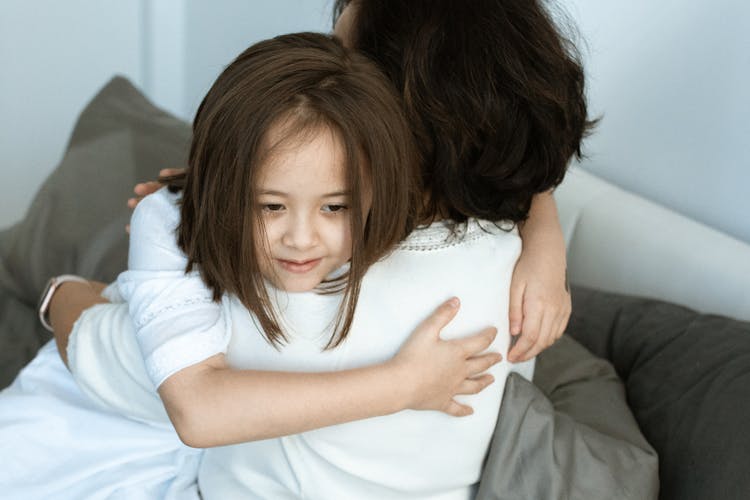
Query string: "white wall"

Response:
xmin=2 ymin=0 xmax=748 ymax=242
xmin=182 ymin=0 xmax=332 ymax=120
xmin=0 ymin=0 xmax=145 ymax=230
xmin=0 ymin=0 xmax=330 ymax=231
xmin=560 ymin=0 xmax=750 ymax=242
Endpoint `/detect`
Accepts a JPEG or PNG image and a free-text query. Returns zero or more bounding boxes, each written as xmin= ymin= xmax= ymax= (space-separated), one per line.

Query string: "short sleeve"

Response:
xmin=117 ymin=188 xmax=231 ymax=388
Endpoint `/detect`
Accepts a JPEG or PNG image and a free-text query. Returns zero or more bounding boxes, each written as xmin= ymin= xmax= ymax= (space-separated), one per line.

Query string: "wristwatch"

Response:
xmin=37 ymin=275 xmax=89 ymax=332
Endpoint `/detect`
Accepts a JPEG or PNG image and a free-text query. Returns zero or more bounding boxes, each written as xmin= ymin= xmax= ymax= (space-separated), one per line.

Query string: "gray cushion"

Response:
xmin=567 ymin=286 xmax=750 ymax=500
xmin=477 ymin=335 xmax=659 ymax=500
xmin=0 ymin=76 xmax=190 ymax=388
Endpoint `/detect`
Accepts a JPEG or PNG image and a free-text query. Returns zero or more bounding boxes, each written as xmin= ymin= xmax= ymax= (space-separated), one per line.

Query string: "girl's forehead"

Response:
xmin=256 ymin=127 xmax=348 ymax=189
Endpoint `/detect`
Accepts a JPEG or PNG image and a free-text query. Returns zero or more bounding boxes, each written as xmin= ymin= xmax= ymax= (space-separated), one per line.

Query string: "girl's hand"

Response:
xmin=506 ymin=246 xmax=571 ymax=363
xmin=125 ymin=168 xmax=185 ymax=232
xmin=391 ymin=298 xmax=502 ymax=417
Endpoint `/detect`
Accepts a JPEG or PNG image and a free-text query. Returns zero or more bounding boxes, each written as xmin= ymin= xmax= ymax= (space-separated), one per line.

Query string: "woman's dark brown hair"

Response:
xmin=334 ymin=0 xmax=596 ymax=224
xmin=167 ymin=32 xmax=420 ymax=348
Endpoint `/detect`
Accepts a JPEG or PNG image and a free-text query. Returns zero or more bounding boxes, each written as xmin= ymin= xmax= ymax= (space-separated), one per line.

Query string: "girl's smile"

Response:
xmin=276 ymin=258 xmax=323 ymax=274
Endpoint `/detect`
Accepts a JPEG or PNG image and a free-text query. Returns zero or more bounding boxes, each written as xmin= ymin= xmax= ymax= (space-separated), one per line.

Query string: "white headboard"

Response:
xmin=555 ymin=167 xmax=750 ymax=322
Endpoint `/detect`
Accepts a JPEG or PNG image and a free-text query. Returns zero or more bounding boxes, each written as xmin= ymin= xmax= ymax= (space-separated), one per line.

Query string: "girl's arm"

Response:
xmin=52 ymin=285 xmax=500 ymax=447
xmin=158 ymin=299 xmax=499 ymax=448
xmin=507 ymin=190 xmax=571 ymax=363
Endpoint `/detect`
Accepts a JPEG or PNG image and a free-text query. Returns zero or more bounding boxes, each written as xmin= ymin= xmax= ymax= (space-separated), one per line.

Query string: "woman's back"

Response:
xmin=200 ymin=220 xmax=531 ymax=499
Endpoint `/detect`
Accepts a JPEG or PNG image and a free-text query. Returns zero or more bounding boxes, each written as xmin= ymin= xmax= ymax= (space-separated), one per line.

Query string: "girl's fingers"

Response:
xmin=445 ymin=400 xmax=474 ymax=417
xmin=465 ymin=353 xmax=502 ymax=377
xmin=454 ymin=327 xmax=497 ymax=356
xmin=456 ymin=374 xmax=495 ymax=395
xmin=419 ymin=298 xmax=461 ymax=338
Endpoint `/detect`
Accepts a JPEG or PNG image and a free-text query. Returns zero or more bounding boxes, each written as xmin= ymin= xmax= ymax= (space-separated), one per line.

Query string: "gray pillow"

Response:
xmin=0 ymin=76 xmax=190 ymax=388
xmin=477 ymin=335 xmax=659 ymax=500
xmin=567 ymin=286 xmax=750 ymax=500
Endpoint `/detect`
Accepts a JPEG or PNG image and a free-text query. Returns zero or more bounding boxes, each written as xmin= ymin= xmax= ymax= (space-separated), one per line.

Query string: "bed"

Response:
xmin=1 ymin=77 xmax=748 ymax=499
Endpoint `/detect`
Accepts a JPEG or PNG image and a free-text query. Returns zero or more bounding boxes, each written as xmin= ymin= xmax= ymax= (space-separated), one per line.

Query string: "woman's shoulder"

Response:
xmin=397 ymin=218 xmax=519 ymax=252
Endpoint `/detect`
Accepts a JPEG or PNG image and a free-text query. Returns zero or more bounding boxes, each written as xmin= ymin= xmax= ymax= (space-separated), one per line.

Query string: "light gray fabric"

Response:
xmin=0 ymin=76 xmax=190 ymax=389
xmin=555 ymin=167 xmax=750 ymax=322
xmin=477 ymin=335 xmax=659 ymax=500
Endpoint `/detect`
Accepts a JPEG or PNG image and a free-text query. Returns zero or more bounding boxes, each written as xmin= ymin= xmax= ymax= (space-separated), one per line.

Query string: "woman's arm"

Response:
xmin=507 ymin=190 xmax=571 ymax=363
xmin=50 ymin=281 xmax=108 ymax=366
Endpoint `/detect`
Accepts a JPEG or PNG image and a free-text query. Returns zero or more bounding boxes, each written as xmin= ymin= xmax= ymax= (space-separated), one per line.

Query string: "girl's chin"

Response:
xmin=268 ymin=276 xmax=321 ymax=294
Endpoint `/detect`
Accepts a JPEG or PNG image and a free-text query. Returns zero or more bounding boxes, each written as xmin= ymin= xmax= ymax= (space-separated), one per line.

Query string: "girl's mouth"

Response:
xmin=277 ymin=258 xmax=323 ymax=274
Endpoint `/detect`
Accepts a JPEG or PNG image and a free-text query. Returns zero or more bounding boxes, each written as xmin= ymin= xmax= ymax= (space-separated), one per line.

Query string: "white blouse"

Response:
xmin=112 ymin=187 xmax=534 ymax=499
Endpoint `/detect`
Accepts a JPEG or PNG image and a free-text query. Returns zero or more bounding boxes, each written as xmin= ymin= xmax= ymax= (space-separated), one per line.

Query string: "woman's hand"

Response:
xmin=507 ymin=192 xmax=571 ymax=362
xmin=125 ymin=168 xmax=185 ymax=232
xmin=391 ymin=298 xmax=502 ymax=417
xmin=507 ymin=251 xmax=570 ymax=362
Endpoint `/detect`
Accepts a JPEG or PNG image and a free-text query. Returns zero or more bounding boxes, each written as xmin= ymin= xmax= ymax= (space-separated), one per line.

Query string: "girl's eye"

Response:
xmin=262 ymin=204 xmax=285 ymax=212
xmin=322 ymin=204 xmax=348 ymax=213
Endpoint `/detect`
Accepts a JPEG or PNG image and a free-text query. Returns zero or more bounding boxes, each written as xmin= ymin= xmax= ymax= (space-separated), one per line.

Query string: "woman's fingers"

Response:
xmin=508 ymin=303 xmax=543 ymax=362
xmin=556 ymin=306 xmax=571 ymax=339
xmin=519 ymin=311 xmax=556 ymax=361
xmin=508 ymin=281 xmax=526 ymax=336
xmin=159 ymin=167 xmax=184 ymax=177
xmin=133 ymin=180 xmax=163 ymax=197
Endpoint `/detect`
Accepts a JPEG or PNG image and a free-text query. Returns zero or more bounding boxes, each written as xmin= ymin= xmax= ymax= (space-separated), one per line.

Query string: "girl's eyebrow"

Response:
xmin=322 ymin=191 xmax=350 ymax=198
xmin=258 ymin=190 xmax=350 ymax=197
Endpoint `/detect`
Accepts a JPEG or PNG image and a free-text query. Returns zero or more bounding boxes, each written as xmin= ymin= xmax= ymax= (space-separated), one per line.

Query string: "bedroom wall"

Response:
xmin=0 ymin=0 xmax=331 ymax=231
xmin=2 ymin=1 xmax=748 ymax=242
xmin=0 ymin=0 xmax=145 ymax=231
xmin=559 ymin=0 xmax=750 ymax=242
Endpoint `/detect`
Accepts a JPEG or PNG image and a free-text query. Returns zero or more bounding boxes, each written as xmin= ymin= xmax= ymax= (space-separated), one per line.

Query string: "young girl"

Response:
xmin=0 ymin=33 xmax=501 ymax=499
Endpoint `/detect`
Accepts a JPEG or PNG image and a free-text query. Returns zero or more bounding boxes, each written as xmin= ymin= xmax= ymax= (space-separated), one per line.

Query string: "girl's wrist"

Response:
xmin=383 ymin=359 xmax=415 ymax=413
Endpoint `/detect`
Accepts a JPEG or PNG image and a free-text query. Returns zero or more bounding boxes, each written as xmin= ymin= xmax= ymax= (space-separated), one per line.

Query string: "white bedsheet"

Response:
xmin=0 ymin=340 xmax=200 ymax=500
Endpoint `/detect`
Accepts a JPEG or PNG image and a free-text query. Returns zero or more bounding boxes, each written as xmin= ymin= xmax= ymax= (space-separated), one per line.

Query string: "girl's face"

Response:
xmin=255 ymin=126 xmax=357 ymax=293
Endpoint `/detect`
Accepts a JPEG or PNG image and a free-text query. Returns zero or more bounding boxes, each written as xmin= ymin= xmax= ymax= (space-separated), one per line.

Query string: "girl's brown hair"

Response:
xmin=334 ymin=0 xmax=596 ymax=224
xmin=167 ymin=32 xmax=420 ymax=348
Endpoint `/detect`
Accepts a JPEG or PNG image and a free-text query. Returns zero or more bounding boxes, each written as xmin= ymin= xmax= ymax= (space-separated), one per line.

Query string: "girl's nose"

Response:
xmin=281 ymin=215 xmax=318 ymax=250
